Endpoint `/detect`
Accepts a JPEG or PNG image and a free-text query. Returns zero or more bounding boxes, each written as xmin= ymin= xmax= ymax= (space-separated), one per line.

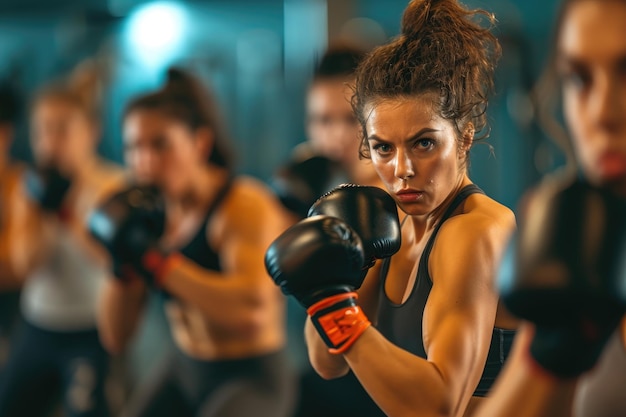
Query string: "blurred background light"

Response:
xmin=124 ymin=1 xmax=187 ymax=70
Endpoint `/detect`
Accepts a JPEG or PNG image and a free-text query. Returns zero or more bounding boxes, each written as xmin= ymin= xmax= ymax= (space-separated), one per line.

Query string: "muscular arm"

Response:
xmin=342 ymin=215 xmax=509 ymax=417
xmin=160 ymin=182 xmax=289 ymax=334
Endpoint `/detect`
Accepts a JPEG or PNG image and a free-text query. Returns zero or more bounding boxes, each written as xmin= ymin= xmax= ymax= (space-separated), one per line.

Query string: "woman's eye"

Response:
xmin=561 ymin=69 xmax=591 ymax=91
xmin=153 ymin=136 xmax=168 ymax=151
xmin=373 ymin=143 xmax=392 ymax=155
xmin=415 ymin=139 xmax=434 ymax=150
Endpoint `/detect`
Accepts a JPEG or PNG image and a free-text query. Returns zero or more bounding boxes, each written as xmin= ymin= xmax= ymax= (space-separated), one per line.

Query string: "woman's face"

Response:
xmin=306 ymin=78 xmax=360 ymax=166
xmin=30 ymin=97 xmax=96 ymax=173
xmin=559 ymin=0 xmax=626 ymax=195
xmin=123 ymin=109 xmax=207 ymax=197
xmin=365 ymin=95 xmax=469 ymax=217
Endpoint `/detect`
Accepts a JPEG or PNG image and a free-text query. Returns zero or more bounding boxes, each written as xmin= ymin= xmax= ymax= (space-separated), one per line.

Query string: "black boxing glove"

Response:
xmin=23 ymin=165 xmax=72 ymax=215
xmin=265 ymin=215 xmax=366 ymax=305
xmin=497 ymin=179 xmax=626 ymax=377
xmin=88 ymin=185 xmax=171 ymax=285
xmin=308 ymin=184 xmax=401 ymax=271
xmin=527 ymin=306 xmax=622 ymax=378
xmin=265 ymin=215 xmax=371 ymax=354
xmin=271 ymin=154 xmax=346 ymax=219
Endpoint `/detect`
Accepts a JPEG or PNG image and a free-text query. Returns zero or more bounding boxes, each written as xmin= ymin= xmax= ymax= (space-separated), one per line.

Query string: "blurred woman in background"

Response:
xmin=477 ymin=0 xmax=626 ymax=416
xmin=0 ymin=60 xmax=125 ymax=417
xmin=95 ymin=68 xmax=296 ymax=417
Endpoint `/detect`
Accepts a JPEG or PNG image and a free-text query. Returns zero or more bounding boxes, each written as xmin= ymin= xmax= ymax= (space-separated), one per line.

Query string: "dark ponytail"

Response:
xmin=125 ymin=67 xmax=234 ymax=172
xmin=353 ymin=0 xmax=500 ymax=158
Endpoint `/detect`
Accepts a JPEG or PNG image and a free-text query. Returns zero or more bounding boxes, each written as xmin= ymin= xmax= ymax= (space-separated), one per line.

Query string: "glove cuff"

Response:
xmin=112 ymin=262 xmax=143 ymax=285
xmin=307 ymin=292 xmax=371 ymax=354
xmin=56 ymin=204 xmax=73 ymax=224
xmin=142 ymin=250 xmax=183 ymax=287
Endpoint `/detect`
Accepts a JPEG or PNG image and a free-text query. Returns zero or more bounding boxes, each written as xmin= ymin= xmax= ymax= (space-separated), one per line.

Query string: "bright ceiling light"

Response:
xmin=125 ymin=1 xmax=187 ymax=68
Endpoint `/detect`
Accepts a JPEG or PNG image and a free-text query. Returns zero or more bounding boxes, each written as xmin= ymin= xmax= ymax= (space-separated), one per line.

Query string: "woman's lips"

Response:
xmin=396 ymin=190 xmax=424 ymax=203
xmin=598 ymin=151 xmax=626 ymax=180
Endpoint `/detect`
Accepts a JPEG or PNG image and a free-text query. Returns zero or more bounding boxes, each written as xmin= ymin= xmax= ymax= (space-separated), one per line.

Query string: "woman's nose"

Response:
xmin=394 ymin=149 xmax=415 ymax=180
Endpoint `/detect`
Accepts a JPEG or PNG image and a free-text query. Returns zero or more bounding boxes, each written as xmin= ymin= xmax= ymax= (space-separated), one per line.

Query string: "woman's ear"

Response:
xmin=459 ymin=122 xmax=475 ymax=157
xmin=194 ymin=127 xmax=214 ymax=163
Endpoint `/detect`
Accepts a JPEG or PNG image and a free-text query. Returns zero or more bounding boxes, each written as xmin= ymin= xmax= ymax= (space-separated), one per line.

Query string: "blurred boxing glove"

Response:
xmin=265 ymin=215 xmax=370 ymax=353
xmin=88 ymin=185 xmax=169 ymax=285
xmin=271 ymin=153 xmax=347 ymax=219
xmin=498 ymin=179 xmax=626 ymax=377
xmin=308 ymin=184 xmax=401 ymax=272
xmin=23 ymin=165 xmax=72 ymax=214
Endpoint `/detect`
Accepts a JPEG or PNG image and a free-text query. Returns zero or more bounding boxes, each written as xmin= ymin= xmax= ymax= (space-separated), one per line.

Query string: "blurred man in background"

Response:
xmin=271 ymin=42 xmax=387 ymax=417
xmin=271 ymin=42 xmax=383 ymax=221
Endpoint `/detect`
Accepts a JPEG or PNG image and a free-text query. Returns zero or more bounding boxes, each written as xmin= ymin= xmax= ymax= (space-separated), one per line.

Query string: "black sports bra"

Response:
xmin=178 ymin=177 xmax=233 ymax=271
xmin=376 ymin=184 xmax=515 ymax=397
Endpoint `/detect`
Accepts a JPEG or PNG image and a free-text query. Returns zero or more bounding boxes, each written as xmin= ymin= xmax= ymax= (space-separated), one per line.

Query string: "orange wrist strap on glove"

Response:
xmin=307 ymin=292 xmax=371 ymax=354
xmin=141 ymin=250 xmax=184 ymax=287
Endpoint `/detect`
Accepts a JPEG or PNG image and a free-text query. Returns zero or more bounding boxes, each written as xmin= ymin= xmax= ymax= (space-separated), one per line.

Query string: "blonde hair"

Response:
xmin=34 ymin=58 xmax=106 ymax=124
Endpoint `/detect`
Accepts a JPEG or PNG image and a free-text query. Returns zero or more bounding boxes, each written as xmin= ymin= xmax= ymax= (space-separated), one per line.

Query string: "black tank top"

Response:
xmin=178 ymin=177 xmax=233 ymax=271
xmin=376 ymin=184 xmax=515 ymax=397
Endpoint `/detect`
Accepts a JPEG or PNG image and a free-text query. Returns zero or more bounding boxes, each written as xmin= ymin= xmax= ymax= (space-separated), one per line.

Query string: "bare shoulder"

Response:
xmin=428 ymin=193 xmax=517 ymax=294
xmin=92 ymin=160 xmax=128 ymax=195
xmin=224 ymin=175 xmax=284 ymax=213
xmin=217 ymin=175 xmax=291 ymax=235
xmin=98 ymin=159 xmax=126 ymax=180
xmin=437 ymin=193 xmax=516 ymax=251
xmin=3 ymin=162 xmax=25 ymax=191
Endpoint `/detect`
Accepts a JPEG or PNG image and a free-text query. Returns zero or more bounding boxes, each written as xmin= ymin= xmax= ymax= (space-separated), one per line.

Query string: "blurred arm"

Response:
xmin=160 ymin=182 xmax=289 ymax=335
xmin=97 ymin=277 xmax=148 ymax=355
xmin=3 ymin=178 xmax=56 ymax=280
xmin=0 ymin=169 xmax=26 ymax=288
xmin=475 ymin=324 xmax=577 ymax=417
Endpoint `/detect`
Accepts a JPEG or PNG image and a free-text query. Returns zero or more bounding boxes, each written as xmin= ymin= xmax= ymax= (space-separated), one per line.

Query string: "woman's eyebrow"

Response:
xmin=367 ymin=127 xmax=440 ymax=142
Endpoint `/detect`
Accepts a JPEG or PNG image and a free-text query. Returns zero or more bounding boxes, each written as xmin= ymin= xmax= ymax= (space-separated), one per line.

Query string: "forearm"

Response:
xmin=0 ymin=239 xmax=23 ymax=289
xmin=343 ymin=327 xmax=450 ymax=417
xmin=0 ymin=267 xmax=22 ymax=290
xmin=305 ymin=317 xmax=350 ymax=379
xmin=97 ymin=279 xmax=146 ymax=355
xmin=11 ymin=213 xmax=57 ymax=277
xmin=475 ymin=325 xmax=577 ymax=417
xmin=160 ymin=257 xmax=270 ymax=332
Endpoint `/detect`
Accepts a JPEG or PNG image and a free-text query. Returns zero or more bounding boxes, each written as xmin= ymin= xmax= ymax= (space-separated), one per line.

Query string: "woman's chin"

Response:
xmin=397 ymin=201 xmax=430 ymax=217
